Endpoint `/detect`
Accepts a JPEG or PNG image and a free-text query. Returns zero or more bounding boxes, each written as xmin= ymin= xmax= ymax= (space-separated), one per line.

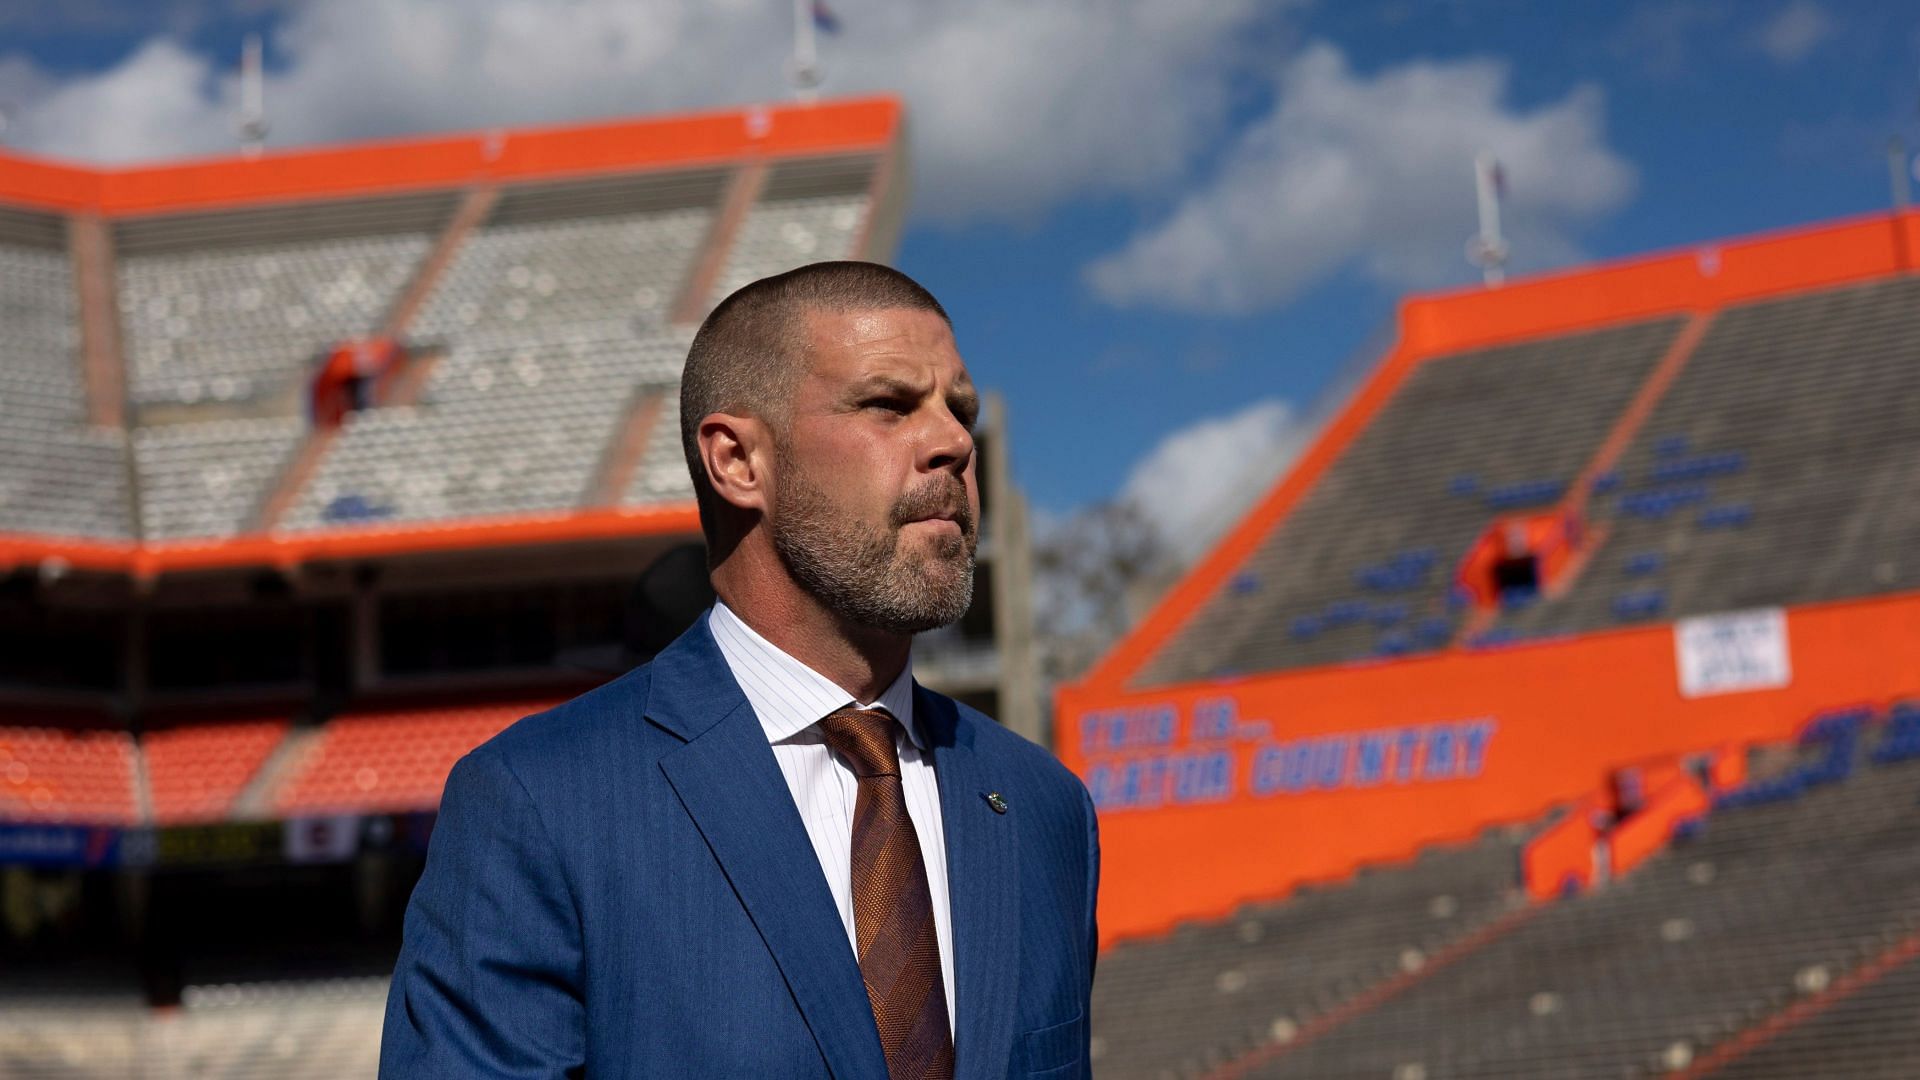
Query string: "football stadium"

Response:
xmin=0 ymin=97 xmax=1045 ymax=1075
xmin=1 ymin=69 xmax=1919 ymax=1080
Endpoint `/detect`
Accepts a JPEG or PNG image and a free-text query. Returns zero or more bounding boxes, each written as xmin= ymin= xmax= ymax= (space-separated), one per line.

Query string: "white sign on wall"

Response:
xmin=1674 ymin=608 xmax=1792 ymax=698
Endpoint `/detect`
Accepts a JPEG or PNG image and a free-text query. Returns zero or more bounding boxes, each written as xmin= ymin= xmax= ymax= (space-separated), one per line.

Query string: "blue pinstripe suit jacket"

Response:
xmin=379 ymin=613 xmax=1099 ymax=1079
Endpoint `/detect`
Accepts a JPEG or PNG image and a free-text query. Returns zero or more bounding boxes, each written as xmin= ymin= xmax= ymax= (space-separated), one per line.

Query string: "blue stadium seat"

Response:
xmin=1499 ymin=585 xmax=1539 ymax=610
xmin=321 ymin=492 xmax=393 ymax=523
xmin=1611 ymin=589 xmax=1666 ymax=620
xmin=1374 ymin=631 xmax=1412 ymax=657
xmin=1622 ymin=551 xmax=1664 ymax=576
xmin=1696 ymin=503 xmax=1753 ymax=529
xmin=1369 ymin=602 xmax=1409 ymax=627
xmin=1323 ymin=599 xmax=1371 ymax=626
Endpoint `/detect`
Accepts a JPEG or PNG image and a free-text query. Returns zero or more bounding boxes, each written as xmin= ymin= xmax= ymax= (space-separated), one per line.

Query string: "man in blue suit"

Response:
xmin=380 ymin=261 xmax=1099 ymax=1079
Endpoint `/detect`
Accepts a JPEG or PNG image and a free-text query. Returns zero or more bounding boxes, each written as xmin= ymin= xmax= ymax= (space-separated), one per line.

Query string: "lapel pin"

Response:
xmin=984 ymin=792 xmax=1008 ymax=815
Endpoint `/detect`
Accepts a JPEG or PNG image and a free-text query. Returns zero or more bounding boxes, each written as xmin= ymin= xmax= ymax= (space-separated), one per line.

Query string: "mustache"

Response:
xmin=892 ymin=476 xmax=975 ymax=537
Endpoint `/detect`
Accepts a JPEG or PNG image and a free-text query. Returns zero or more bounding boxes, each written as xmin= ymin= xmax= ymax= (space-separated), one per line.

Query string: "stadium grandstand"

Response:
xmin=1061 ymin=210 xmax=1920 ymax=1076
xmin=0 ymin=95 xmax=1044 ymax=1077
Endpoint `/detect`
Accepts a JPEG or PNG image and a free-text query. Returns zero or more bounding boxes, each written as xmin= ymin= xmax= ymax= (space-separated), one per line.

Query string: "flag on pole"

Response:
xmin=811 ymin=0 xmax=842 ymax=35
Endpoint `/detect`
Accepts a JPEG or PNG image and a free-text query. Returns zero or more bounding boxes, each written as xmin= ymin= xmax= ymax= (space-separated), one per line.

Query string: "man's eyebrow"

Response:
xmin=948 ymin=384 xmax=980 ymax=418
xmin=845 ymin=374 xmax=927 ymax=399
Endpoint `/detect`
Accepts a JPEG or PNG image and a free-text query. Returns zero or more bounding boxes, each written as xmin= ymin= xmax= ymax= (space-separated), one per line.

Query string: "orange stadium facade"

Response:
xmin=1057 ymin=209 xmax=1920 ymax=947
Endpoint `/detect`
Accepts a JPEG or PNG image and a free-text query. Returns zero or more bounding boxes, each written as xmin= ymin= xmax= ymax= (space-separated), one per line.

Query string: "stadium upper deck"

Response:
xmin=1060 ymin=209 xmax=1920 ymax=945
xmin=0 ymin=96 xmax=907 ymax=574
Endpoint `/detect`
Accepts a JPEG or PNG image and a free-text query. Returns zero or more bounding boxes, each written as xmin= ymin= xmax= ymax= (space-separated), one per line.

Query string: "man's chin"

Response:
xmin=900 ymin=525 xmax=975 ymax=563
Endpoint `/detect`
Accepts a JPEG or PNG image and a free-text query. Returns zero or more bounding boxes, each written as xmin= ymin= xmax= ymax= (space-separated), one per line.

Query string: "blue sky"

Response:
xmin=2 ymin=0 xmax=1914 ymax=542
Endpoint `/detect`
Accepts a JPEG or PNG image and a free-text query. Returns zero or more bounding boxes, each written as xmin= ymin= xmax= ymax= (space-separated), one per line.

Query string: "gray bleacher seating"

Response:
xmin=0 ymin=978 xmax=387 ymax=1080
xmin=1231 ymin=741 xmax=1920 ymax=1079
xmin=281 ymin=332 xmax=688 ymax=530
xmin=1135 ymin=318 xmax=1681 ymax=686
xmin=0 ymin=239 xmax=135 ymax=539
xmin=1709 ymin=936 xmax=1920 ymax=1079
xmin=1090 ymin=829 xmax=1530 ymax=1080
xmin=0 ymin=426 xmax=130 ymax=540
xmin=133 ymin=418 xmax=306 ymax=539
xmin=1500 ymin=276 xmax=1920 ymax=640
xmin=278 ymin=183 xmax=724 ymax=529
xmin=0 ymin=168 xmax=881 ymax=541
xmin=0 ymin=241 xmax=85 ymax=429
xmin=283 ymin=176 xmax=881 ymax=529
xmin=409 ymin=206 xmax=712 ymax=346
xmin=710 ymin=193 xmax=868 ymax=303
xmin=118 ymin=233 xmax=432 ymax=407
xmin=623 ymin=388 xmax=694 ymax=506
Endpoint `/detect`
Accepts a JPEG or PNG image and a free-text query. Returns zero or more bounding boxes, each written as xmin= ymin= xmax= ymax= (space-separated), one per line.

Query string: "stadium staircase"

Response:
xmin=1090 ymin=702 xmax=1920 ymax=1079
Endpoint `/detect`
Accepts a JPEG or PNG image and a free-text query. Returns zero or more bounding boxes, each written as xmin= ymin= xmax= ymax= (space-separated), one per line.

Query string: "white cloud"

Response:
xmin=0 ymin=0 xmax=1274 ymax=221
xmin=8 ymin=39 xmax=234 ymax=161
xmin=1121 ymin=398 xmax=1311 ymax=561
xmin=1085 ymin=43 xmax=1636 ymax=314
xmin=1753 ymin=2 xmax=1834 ymax=65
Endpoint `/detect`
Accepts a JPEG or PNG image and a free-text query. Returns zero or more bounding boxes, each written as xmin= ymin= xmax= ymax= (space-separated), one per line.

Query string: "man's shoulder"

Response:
xmin=466 ymin=661 xmax=663 ymax=783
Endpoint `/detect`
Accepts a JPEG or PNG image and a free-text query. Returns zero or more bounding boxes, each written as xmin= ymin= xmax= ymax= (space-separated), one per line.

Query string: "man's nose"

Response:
xmin=924 ymin=408 xmax=974 ymax=476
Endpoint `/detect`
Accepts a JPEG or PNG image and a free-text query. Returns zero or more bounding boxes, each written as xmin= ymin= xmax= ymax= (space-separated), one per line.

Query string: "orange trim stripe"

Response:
xmin=0 ymin=96 xmax=901 ymax=217
xmin=0 ymin=505 xmax=699 ymax=578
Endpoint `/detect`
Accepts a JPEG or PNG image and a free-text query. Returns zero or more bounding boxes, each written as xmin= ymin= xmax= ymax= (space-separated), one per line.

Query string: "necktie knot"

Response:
xmin=819 ymin=707 xmax=902 ymax=779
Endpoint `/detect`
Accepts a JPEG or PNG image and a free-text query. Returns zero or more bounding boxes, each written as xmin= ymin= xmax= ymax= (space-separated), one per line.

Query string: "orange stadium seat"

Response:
xmin=143 ymin=720 xmax=290 ymax=824
xmin=271 ymin=701 xmax=553 ymax=816
xmin=0 ymin=727 xmax=138 ymax=824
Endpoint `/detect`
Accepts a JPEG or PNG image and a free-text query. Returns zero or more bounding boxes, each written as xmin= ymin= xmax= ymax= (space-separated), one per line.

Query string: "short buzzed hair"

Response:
xmin=679 ymin=260 xmax=951 ymax=546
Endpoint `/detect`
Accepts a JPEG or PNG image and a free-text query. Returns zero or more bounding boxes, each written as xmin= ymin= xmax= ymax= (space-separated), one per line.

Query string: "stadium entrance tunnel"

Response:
xmin=1455 ymin=509 xmax=1585 ymax=610
xmin=310 ymin=337 xmax=404 ymax=427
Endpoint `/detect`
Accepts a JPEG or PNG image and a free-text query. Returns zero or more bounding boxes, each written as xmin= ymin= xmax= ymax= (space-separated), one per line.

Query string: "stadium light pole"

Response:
xmin=1466 ymin=151 xmax=1509 ymax=288
xmin=787 ymin=0 xmax=823 ymax=103
xmin=236 ymin=32 xmax=269 ymax=158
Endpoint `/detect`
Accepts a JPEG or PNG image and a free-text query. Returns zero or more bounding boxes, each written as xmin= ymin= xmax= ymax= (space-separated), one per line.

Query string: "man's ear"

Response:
xmin=698 ymin=412 xmax=771 ymax=516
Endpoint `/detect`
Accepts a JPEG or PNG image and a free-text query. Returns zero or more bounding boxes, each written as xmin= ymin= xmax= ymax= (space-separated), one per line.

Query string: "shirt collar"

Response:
xmin=707 ymin=601 xmax=921 ymax=749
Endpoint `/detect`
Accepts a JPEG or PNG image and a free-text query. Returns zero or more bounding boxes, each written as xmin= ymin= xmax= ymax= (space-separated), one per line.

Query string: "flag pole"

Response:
xmin=788 ymin=0 xmax=821 ymax=102
xmin=237 ymin=32 xmax=269 ymax=158
xmin=1467 ymin=151 xmax=1509 ymax=287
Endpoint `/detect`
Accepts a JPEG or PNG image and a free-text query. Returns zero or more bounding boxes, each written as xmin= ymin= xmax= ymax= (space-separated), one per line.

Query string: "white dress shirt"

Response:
xmin=706 ymin=602 xmax=956 ymax=1033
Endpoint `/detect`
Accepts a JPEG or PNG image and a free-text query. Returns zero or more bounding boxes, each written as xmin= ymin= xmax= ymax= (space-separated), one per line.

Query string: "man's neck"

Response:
xmin=713 ymin=566 xmax=911 ymax=705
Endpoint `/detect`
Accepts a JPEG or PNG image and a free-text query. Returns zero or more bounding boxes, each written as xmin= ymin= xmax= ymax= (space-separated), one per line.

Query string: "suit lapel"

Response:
xmin=920 ymin=685 xmax=1022 ymax=1080
xmin=650 ymin=620 xmax=887 ymax=1080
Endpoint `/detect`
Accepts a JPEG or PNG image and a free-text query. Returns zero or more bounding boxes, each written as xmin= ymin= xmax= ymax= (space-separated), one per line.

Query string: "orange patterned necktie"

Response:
xmin=818 ymin=706 xmax=955 ymax=1080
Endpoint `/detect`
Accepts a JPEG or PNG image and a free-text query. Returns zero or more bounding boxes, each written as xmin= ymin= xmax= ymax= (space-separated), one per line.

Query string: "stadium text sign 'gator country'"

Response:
xmin=1080 ymin=700 xmax=1495 ymax=812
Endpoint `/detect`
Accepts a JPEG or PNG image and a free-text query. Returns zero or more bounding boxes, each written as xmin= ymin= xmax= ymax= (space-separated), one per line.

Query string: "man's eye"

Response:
xmin=866 ymin=398 xmax=910 ymax=414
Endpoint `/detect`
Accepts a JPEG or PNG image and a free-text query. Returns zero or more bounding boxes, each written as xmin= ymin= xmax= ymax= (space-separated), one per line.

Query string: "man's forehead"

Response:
xmin=800 ymin=307 xmax=969 ymax=385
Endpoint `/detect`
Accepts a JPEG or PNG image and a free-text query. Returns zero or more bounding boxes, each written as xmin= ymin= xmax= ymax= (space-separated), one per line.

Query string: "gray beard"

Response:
xmin=770 ymin=458 xmax=977 ymax=636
